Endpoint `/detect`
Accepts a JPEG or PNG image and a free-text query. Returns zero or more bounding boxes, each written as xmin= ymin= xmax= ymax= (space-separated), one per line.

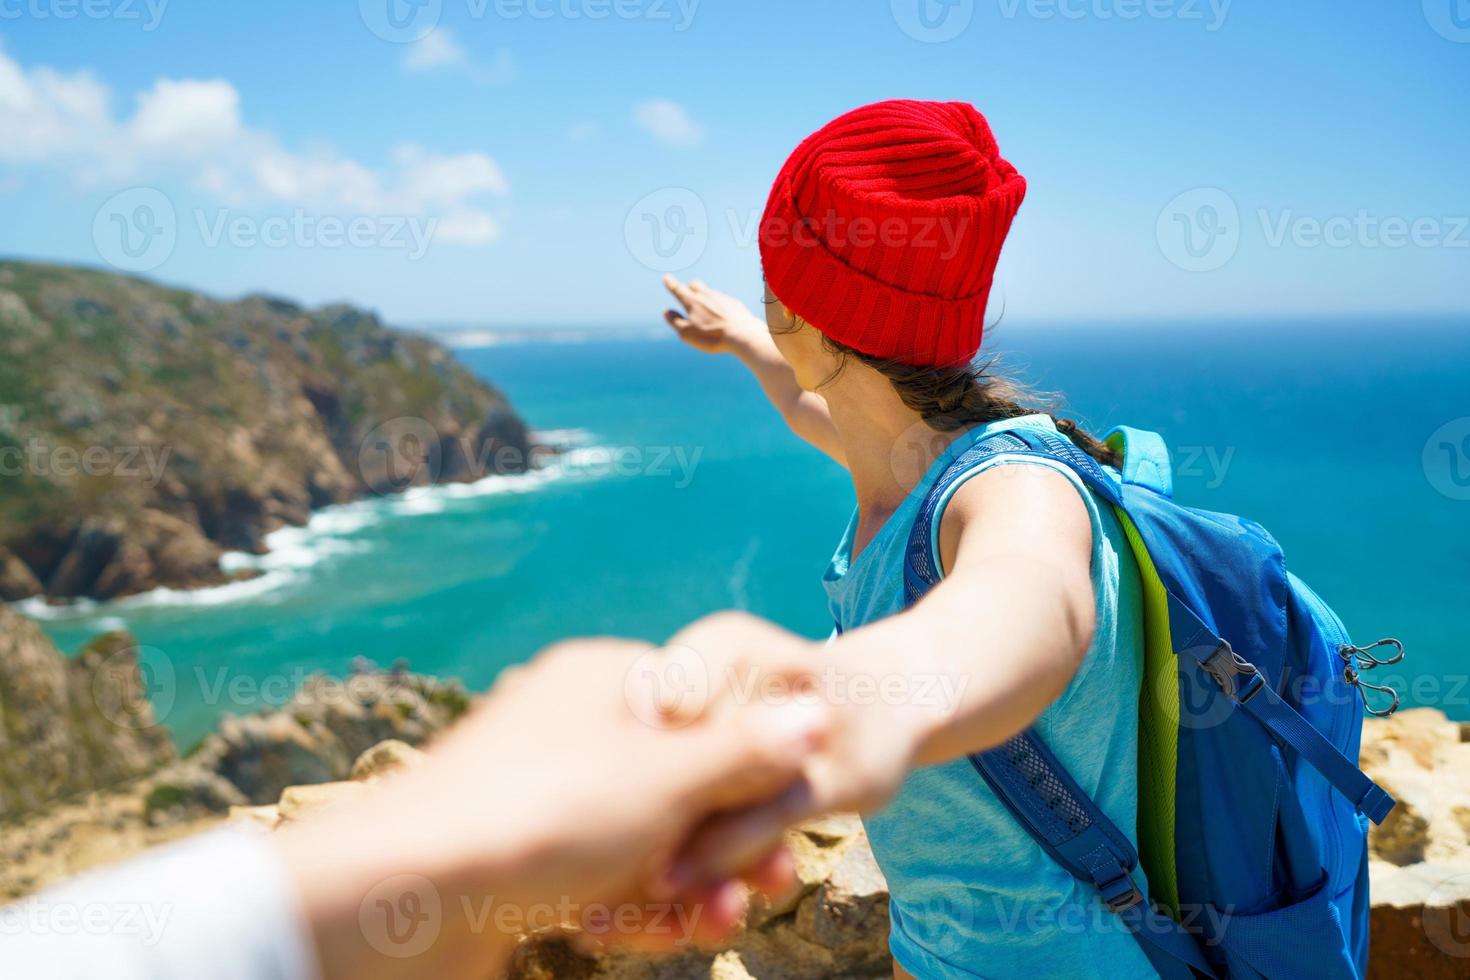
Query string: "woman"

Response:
xmin=663 ymin=100 xmax=1155 ymax=979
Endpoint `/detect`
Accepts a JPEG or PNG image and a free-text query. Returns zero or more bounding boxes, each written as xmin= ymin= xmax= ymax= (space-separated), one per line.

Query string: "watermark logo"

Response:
xmin=625 ymin=187 xmax=708 ymax=272
xmin=1422 ymin=872 xmax=1470 ymax=957
xmin=891 ymin=0 xmax=975 ymax=42
xmin=1157 ymin=188 xmax=1240 ymax=272
xmin=93 ymin=187 xmax=177 ymax=273
xmin=1424 ymin=0 xmax=1470 ymax=43
xmin=623 ymin=644 xmax=710 ymax=729
xmin=1158 ymin=646 xmax=1240 ymax=732
xmin=359 ymin=874 xmax=443 ymax=958
xmin=1424 ymin=417 xmax=1470 ymax=501
xmin=93 ymin=644 xmax=176 ymax=731
xmin=359 ymin=417 xmax=445 ymax=493
xmin=360 ymin=0 xmax=443 ymax=43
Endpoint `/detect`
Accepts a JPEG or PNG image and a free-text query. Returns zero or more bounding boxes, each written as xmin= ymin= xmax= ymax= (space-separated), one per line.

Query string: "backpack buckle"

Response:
xmin=1202 ymin=641 xmax=1261 ymax=702
xmin=1099 ymin=872 xmax=1146 ymax=913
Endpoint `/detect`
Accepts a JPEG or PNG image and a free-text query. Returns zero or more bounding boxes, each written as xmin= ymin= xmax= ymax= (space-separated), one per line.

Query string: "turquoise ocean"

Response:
xmin=29 ymin=317 xmax=1470 ymax=747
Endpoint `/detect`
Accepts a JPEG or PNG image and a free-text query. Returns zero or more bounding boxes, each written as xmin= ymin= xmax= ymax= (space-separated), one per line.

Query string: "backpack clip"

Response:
xmin=1202 ymin=641 xmax=1264 ymax=703
xmin=1098 ymin=872 xmax=1147 ymax=914
xmin=1339 ymin=639 xmax=1405 ymax=718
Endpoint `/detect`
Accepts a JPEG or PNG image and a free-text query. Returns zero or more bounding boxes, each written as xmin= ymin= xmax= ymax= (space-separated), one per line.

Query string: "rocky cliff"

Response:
xmin=0 ymin=603 xmax=467 ymax=898
xmin=0 ymin=603 xmax=175 ymax=820
xmin=4 ymin=605 xmax=1467 ymax=975
xmin=0 ymin=260 xmax=534 ymax=602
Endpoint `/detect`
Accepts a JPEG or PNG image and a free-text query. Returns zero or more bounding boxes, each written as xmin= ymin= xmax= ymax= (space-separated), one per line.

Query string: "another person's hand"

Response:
xmin=662 ymin=275 xmax=767 ymax=355
xmin=661 ymin=612 xmax=945 ymax=882
xmin=272 ymin=638 xmax=831 ymax=980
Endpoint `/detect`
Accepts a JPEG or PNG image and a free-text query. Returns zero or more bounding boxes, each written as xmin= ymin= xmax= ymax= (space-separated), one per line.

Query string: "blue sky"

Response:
xmin=1 ymin=1 xmax=1466 ymax=328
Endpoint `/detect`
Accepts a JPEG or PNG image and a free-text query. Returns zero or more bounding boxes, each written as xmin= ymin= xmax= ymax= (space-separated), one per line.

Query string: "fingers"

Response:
xmin=662 ymin=273 xmax=696 ymax=311
xmin=741 ymin=843 xmax=796 ymax=898
xmin=674 ymin=779 xmax=820 ymax=885
xmin=677 ymin=698 xmax=828 ymax=811
xmin=663 ymin=308 xmax=691 ymax=330
xmin=575 ymin=880 xmax=749 ymax=953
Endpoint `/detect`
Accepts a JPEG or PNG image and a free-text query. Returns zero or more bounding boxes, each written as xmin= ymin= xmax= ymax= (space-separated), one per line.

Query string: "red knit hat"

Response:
xmin=759 ymin=100 xmax=1026 ymax=367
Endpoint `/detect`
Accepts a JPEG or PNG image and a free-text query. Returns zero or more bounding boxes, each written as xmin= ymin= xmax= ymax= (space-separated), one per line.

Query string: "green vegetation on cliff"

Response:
xmin=0 ymin=260 xmax=533 ymax=601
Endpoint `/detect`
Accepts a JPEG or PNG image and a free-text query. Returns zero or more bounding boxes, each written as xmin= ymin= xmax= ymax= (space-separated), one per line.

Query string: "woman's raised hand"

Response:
xmin=662 ymin=275 xmax=767 ymax=355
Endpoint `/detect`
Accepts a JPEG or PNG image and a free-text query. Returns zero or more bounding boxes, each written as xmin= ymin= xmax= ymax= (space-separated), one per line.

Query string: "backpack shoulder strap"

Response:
xmin=904 ymin=431 xmax=1215 ymax=979
xmin=1104 ymin=425 xmax=1174 ymax=497
xmin=925 ymin=426 xmax=1396 ymax=823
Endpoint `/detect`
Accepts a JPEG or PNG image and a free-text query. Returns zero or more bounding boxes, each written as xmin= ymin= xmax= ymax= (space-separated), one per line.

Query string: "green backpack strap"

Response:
xmin=1103 ymin=425 xmax=1180 ymax=916
xmin=1105 ymin=426 xmax=1174 ymax=498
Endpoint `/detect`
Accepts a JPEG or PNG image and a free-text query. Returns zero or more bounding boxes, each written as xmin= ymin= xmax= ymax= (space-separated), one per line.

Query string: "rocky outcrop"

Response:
xmin=246 ymin=750 xmax=892 ymax=980
xmin=245 ymin=713 xmax=1470 ymax=979
xmin=0 ymin=609 xmax=466 ymax=898
xmin=0 ymin=604 xmax=175 ymax=821
xmin=178 ymin=672 xmax=467 ymax=807
xmin=0 ymin=260 xmax=535 ymax=601
xmin=1362 ymin=709 xmax=1470 ymax=976
xmin=0 ymin=547 xmax=43 ymax=601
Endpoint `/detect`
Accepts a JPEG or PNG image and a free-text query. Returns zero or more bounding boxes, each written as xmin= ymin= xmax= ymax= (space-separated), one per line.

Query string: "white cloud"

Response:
xmin=129 ymin=78 xmax=242 ymax=154
xmin=403 ymin=30 xmax=467 ymax=72
xmin=402 ymin=29 xmax=513 ymax=85
xmin=633 ymin=99 xmax=703 ymax=148
xmin=0 ymin=42 xmax=507 ymax=245
xmin=0 ymin=58 xmax=112 ymax=163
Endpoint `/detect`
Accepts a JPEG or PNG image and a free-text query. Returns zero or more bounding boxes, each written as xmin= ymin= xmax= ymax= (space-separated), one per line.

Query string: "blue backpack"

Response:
xmin=904 ymin=425 xmax=1404 ymax=979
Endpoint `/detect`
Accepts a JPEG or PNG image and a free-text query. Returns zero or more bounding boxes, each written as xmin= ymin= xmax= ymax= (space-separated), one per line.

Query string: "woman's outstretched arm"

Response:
xmin=665 ymin=464 xmax=1097 ymax=873
xmin=662 ymin=275 xmax=846 ymax=466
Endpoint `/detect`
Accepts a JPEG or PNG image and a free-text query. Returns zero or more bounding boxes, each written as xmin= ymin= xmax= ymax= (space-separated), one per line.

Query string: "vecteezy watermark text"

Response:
xmin=624 ymin=643 xmax=970 ymax=729
xmin=0 ymin=0 xmax=168 ymax=31
xmin=623 ymin=188 xmax=975 ymax=273
xmin=358 ymin=874 xmax=705 ymax=959
xmin=0 ymin=899 xmax=173 ymax=946
xmin=195 ymin=210 xmax=438 ymax=261
xmin=92 ymin=187 xmax=445 ymax=274
xmin=358 ymin=417 xmax=704 ymax=493
xmin=891 ymin=0 xmax=1231 ymax=43
xmin=358 ymin=0 xmax=699 ymax=44
xmin=1157 ymin=188 xmax=1470 ymax=272
xmin=0 ymin=438 xmax=171 ymax=487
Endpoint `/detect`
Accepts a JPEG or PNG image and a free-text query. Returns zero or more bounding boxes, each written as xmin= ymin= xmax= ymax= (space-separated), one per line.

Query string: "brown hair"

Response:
xmin=775 ymin=307 xmax=1120 ymax=468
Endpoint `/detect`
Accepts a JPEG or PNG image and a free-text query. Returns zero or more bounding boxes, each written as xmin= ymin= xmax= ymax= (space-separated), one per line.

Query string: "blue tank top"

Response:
xmin=821 ymin=415 xmax=1157 ymax=979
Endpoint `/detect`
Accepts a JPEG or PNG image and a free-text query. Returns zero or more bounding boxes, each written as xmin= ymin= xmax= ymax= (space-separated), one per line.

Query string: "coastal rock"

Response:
xmin=1369 ymin=861 xmax=1470 ymax=978
xmin=182 ymin=672 xmax=468 ymax=805
xmin=277 ymin=781 xmax=367 ymax=821
xmin=228 ymin=804 xmax=282 ymax=833
xmin=1361 ymin=709 xmax=1470 ymax=866
xmin=0 ymin=660 xmax=466 ymax=898
xmin=0 ymin=259 xmax=536 ymax=602
xmin=0 ymin=608 xmax=175 ymax=820
xmin=794 ymin=831 xmax=889 ymax=964
xmin=349 ymin=738 xmax=425 ymax=781
xmin=0 ymin=547 xmax=42 ymax=601
xmin=1359 ymin=709 xmax=1470 ymax=976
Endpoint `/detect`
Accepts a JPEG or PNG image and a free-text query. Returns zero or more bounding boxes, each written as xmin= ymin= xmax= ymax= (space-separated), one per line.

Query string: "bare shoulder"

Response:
xmin=936 ymin=460 xmax=1094 ymax=576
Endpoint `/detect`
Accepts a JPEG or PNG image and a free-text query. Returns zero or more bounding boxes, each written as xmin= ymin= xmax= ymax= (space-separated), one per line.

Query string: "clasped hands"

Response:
xmin=275 ymin=611 xmax=941 ymax=980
